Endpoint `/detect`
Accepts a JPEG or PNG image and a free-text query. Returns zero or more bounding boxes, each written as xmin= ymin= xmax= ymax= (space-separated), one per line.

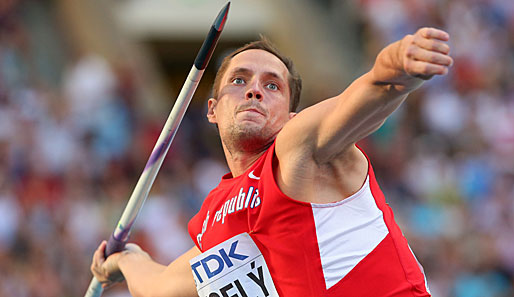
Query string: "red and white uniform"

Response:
xmin=188 ymin=143 xmax=431 ymax=296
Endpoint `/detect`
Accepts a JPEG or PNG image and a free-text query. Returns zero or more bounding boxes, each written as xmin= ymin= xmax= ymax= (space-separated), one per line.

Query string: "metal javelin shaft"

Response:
xmin=84 ymin=3 xmax=230 ymax=297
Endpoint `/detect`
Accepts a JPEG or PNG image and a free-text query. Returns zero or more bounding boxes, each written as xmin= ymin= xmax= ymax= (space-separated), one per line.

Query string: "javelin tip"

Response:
xmin=194 ymin=2 xmax=230 ymax=69
xmin=213 ymin=2 xmax=230 ymax=31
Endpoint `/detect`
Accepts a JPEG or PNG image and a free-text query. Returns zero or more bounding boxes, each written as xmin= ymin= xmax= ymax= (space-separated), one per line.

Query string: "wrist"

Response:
xmin=372 ymin=39 xmax=424 ymax=93
xmin=118 ymin=246 xmax=152 ymax=270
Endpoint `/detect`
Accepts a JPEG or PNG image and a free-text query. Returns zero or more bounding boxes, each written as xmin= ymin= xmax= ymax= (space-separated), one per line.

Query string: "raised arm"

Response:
xmin=273 ymin=28 xmax=452 ymax=203
xmin=277 ymin=28 xmax=453 ymax=164
xmin=91 ymin=241 xmax=199 ymax=297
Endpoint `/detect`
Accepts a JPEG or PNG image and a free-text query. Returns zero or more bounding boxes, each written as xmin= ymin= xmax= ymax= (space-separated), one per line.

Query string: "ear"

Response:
xmin=288 ymin=112 xmax=297 ymax=119
xmin=207 ymin=98 xmax=218 ymax=124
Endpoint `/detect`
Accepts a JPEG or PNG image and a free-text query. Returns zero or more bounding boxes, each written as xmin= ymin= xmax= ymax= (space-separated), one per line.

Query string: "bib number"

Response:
xmin=190 ymin=233 xmax=279 ymax=297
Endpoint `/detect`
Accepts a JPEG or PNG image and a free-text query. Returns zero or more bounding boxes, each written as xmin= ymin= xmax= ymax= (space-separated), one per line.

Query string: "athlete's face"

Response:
xmin=207 ymin=49 xmax=295 ymax=151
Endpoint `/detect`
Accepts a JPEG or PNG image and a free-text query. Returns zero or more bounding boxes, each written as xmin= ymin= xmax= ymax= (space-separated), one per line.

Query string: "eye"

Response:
xmin=266 ymin=83 xmax=278 ymax=91
xmin=232 ymin=77 xmax=245 ymax=85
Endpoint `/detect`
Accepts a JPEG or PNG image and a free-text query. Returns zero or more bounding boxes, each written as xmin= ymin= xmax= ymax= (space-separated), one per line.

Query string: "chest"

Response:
xmin=192 ymin=177 xmax=264 ymax=251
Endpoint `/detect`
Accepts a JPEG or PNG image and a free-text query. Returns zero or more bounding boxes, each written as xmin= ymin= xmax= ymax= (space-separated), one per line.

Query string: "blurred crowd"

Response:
xmin=353 ymin=0 xmax=514 ymax=296
xmin=0 ymin=0 xmax=512 ymax=296
xmin=0 ymin=1 xmax=225 ymax=296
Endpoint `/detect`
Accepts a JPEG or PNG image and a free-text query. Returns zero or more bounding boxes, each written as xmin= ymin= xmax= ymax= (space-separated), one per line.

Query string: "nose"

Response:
xmin=245 ymin=87 xmax=262 ymax=101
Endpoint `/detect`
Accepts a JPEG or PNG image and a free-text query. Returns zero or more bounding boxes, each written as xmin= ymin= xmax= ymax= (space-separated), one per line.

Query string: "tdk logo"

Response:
xmin=191 ymin=240 xmax=248 ymax=283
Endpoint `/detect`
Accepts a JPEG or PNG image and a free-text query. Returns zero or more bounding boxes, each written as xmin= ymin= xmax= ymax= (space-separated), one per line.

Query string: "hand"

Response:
xmin=399 ymin=27 xmax=453 ymax=80
xmin=90 ymin=240 xmax=150 ymax=289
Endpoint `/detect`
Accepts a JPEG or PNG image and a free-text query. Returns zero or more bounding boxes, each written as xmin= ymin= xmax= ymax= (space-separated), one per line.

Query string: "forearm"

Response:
xmin=331 ymin=28 xmax=453 ymax=145
xmin=327 ymin=74 xmax=408 ymax=148
xmin=91 ymin=241 xmax=199 ymax=297
xmin=118 ymin=252 xmax=167 ymax=297
xmin=326 ymin=28 xmax=452 ymax=139
xmin=119 ymin=246 xmax=200 ymax=297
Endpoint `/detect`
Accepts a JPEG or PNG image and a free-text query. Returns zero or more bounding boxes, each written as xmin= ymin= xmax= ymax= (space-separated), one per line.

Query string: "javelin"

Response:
xmin=84 ymin=2 xmax=230 ymax=296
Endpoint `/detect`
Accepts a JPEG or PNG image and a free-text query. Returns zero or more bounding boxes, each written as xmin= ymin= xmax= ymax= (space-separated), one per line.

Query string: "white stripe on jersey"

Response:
xmin=311 ymin=176 xmax=389 ymax=289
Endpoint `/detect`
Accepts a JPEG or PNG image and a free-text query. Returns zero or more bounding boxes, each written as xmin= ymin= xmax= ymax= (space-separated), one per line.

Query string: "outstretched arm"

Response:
xmin=91 ymin=241 xmax=199 ymax=297
xmin=277 ymin=27 xmax=453 ymax=164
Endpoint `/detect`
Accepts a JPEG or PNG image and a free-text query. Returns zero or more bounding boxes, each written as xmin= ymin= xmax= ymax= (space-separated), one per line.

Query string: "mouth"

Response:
xmin=240 ymin=108 xmax=265 ymax=116
xmin=237 ymin=106 xmax=266 ymax=117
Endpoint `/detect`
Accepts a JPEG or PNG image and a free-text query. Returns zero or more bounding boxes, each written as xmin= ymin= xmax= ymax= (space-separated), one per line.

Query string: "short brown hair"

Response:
xmin=212 ymin=37 xmax=302 ymax=112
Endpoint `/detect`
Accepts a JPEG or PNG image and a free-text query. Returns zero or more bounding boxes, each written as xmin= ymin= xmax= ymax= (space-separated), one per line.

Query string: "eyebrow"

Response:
xmin=229 ymin=67 xmax=284 ymax=81
xmin=230 ymin=67 xmax=252 ymax=76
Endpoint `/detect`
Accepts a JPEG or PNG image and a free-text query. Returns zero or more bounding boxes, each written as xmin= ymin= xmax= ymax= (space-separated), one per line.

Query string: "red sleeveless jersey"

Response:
xmin=188 ymin=143 xmax=431 ymax=296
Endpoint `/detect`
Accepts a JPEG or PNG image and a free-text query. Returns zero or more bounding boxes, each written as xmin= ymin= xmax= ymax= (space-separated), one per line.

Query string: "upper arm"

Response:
xmin=276 ymin=71 xmax=407 ymax=164
xmin=272 ymin=72 xmax=390 ymax=203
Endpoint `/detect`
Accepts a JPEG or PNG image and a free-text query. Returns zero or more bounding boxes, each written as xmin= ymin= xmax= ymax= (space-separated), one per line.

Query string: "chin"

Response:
xmin=226 ymin=124 xmax=274 ymax=152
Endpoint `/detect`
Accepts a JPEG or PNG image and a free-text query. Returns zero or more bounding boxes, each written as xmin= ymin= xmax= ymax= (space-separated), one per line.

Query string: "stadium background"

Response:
xmin=0 ymin=0 xmax=513 ymax=296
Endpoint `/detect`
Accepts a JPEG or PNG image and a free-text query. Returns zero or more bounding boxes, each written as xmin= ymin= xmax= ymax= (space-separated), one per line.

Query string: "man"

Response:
xmin=92 ymin=27 xmax=452 ymax=296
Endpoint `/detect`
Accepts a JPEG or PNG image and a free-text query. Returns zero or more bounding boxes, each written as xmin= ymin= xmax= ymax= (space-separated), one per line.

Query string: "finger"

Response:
xmin=406 ymin=46 xmax=453 ymax=67
xmin=413 ymin=34 xmax=450 ymax=55
xmin=94 ymin=241 xmax=107 ymax=264
xmin=405 ymin=59 xmax=449 ymax=78
xmin=100 ymin=240 xmax=107 ymax=254
xmin=91 ymin=241 xmax=107 ymax=278
xmin=417 ymin=27 xmax=450 ymax=41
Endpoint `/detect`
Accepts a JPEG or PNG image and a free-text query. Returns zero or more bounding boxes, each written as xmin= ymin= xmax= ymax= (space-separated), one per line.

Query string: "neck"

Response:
xmin=221 ymin=139 xmax=272 ymax=177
